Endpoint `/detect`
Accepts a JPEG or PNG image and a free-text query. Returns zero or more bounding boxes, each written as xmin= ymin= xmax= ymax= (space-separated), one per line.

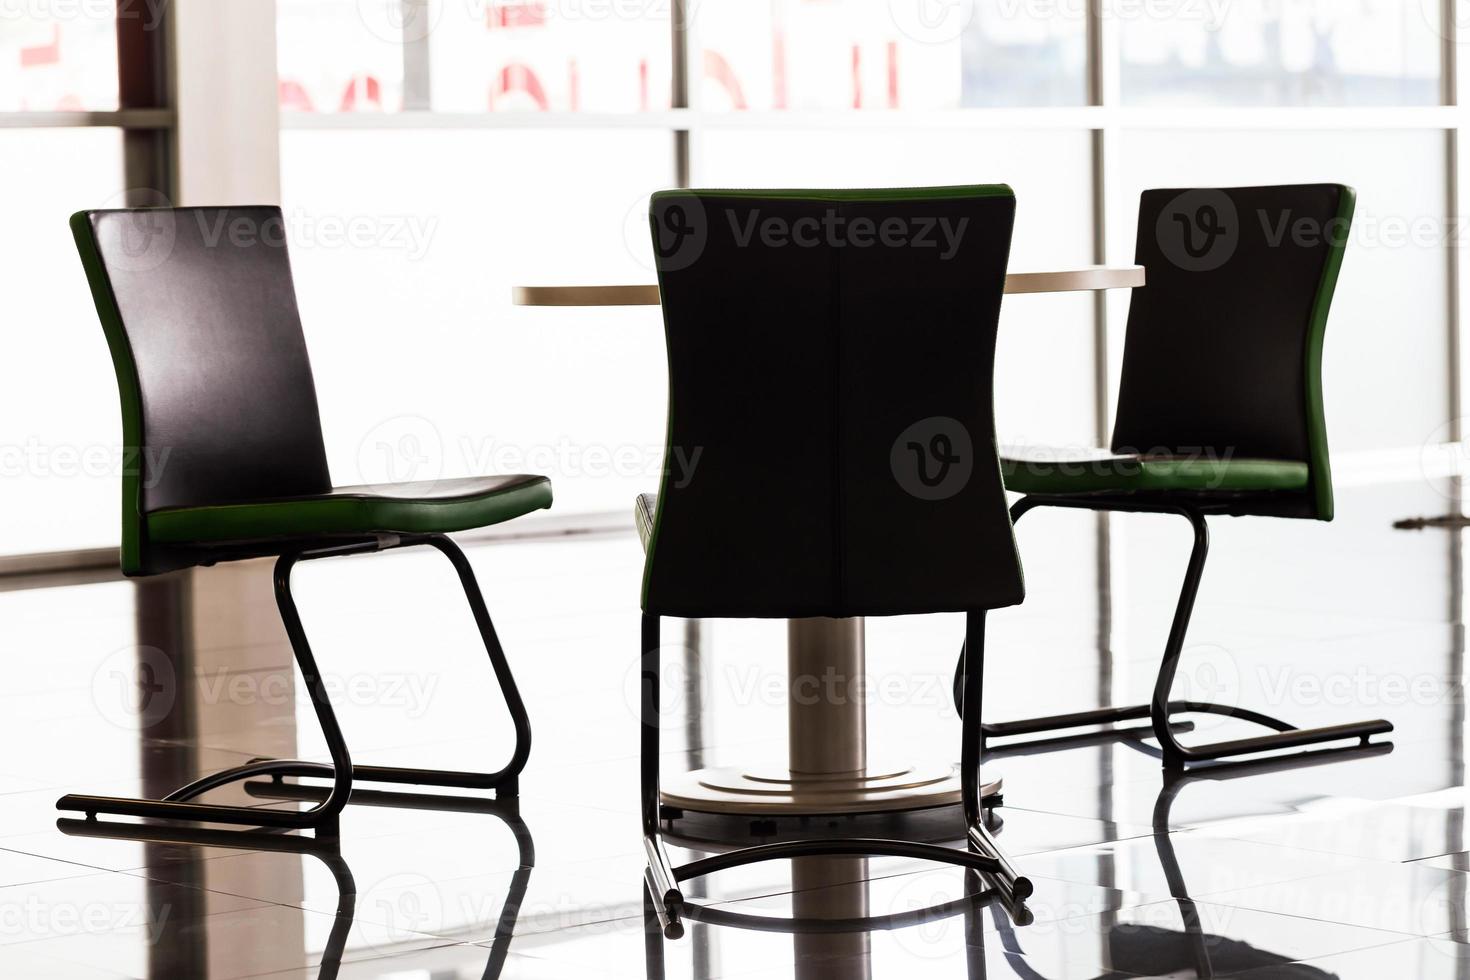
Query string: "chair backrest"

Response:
xmin=1111 ymin=184 xmax=1355 ymax=520
xmin=72 ymin=206 xmax=332 ymax=574
xmin=641 ymin=186 xmax=1024 ymax=619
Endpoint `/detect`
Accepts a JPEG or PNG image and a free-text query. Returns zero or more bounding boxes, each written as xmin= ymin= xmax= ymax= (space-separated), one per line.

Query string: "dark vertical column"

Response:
xmin=671 ymin=0 xmax=691 ymax=186
xmin=134 ymin=571 xmax=209 ymax=980
xmin=1448 ymin=516 xmax=1466 ymax=969
xmin=116 ymin=0 xmax=172 ymax=200
xmin=134 ymin=572 xmax=196 ymax=795
xmin=118 ymin=4 xmax=199 ymax=950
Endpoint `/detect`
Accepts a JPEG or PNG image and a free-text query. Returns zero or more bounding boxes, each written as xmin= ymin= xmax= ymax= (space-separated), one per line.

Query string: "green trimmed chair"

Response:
xmin=963 ymin=184 xmax=1392 ymax=769
xmin=637 ymin=186 xmax=1032 ymax=938
xmin=57 ymin=206 xmax=547 ymax=833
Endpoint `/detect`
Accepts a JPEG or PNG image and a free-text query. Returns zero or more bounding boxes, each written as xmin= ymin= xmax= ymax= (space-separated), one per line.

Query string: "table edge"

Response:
xmin=512 ymin=265 xmax=1145 ymax=306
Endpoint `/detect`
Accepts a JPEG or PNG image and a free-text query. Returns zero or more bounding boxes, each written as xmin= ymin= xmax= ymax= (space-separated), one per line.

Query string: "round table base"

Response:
xmin=660 ymin=762 xmax=1000 ymax=816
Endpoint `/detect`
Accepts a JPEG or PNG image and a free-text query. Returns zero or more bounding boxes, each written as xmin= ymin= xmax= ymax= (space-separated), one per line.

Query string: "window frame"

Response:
xmin=7 ymin=0 xmax=1468 ymax=566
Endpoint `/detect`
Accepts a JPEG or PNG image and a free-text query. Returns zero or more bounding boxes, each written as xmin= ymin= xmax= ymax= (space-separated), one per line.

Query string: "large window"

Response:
xmin=0 ymin=7 xmax=169 ymax=555
xmin=279 ymin=127 xmax=671 ymax=513
xmin=277 ymin=0 xmax=1465 ymax=530
xmin=0 ymin=2 xmax=121 ymax=110
xmin=0 ymin=0 xmax=1462 ymax=559
xmin=1118 ymin=126 xmax=1450 ymax=451
xmin=276 ymin=0 xmax=670 ymax=112
xmin=691 ymin=0 xmax=1086 ymax=111
xmin=1119 ymin=0 xmax=1442 ymax=106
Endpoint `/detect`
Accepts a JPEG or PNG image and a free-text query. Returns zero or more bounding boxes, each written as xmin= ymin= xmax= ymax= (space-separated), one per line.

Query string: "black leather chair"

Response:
xmin=966 ymin=184 xmax=1393 ymax=769
xmin=637 ymin=186 xmax=1031 ymax=937
xmin=58 ymin=206 xmax=545 ymax=833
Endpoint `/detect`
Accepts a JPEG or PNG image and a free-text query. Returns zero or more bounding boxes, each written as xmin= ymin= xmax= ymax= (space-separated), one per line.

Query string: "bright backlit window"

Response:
xmin=0 ymin=2 xmax=121 ymax=111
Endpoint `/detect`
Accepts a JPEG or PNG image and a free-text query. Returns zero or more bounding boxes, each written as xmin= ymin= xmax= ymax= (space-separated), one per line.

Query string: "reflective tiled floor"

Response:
xmin=2 ymin=478 xmax=1470 ymax=976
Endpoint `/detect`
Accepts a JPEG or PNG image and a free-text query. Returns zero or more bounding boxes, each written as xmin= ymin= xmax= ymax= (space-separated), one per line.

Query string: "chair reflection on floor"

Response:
xmin=984 ymin=740 xmax=1388 ymax=979
xmin=643 ymin=860 xmax=1019 ymax=980
xmin=57 ymin=786 xmax=534 ymax=980
xmin=641 ymin=744 xmax=1383 ymax=978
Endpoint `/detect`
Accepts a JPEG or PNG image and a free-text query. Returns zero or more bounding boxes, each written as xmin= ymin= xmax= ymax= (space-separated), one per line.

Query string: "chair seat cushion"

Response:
xmin=1000 ymin=447 xmax=1310 ymax=496
xmin=147 ymin=475 xmax=552 ymax=544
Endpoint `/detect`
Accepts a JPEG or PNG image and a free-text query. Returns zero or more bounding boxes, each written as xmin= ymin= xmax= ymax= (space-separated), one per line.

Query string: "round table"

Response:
xmin=514 ymin=264 xmax=1144 ymax=818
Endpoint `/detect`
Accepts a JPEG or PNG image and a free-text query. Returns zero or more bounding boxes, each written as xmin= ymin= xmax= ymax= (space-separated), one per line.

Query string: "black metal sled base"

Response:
xmin=57 ymin=533 xmax=531 ymax=834
xmin=955 ymin=496 xmax=1392 ymax=770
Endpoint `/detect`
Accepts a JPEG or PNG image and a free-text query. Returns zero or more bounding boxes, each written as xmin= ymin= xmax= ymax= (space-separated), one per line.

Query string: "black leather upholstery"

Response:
xmin=641 ymin=188 xmax=1024 ymax=619
xmin=74 ymin=206 xmax=553 ymax=575
xmin=1111 ymin=185 xmax=1347 ymax=518
xmin=86 ymin=207 xmax=333 ymax=512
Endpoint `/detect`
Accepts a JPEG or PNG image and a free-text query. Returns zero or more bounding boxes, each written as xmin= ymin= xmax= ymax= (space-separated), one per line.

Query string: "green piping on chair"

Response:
xmin=1000 ymin=455 xmax=1310 ymax=496
xmin=70 ymin=211 xmax=148 ymax=576
xmin=146 ymin=478 xmax=553 ymax=545
xmin=1302 ymin=185 xmax=1356 ymax=522
xmin=650 ymin=184 xmax=1014 ymax=205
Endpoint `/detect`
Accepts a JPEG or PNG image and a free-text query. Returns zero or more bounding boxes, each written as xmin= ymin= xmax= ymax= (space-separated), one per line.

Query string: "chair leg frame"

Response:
xmin=956 ymin=496 xmax=1393 ymax=770
xmin=56 ymin=532 xmax=531 ymax=833
xmin=641 ymin=609 xmax=1031 ymax=941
